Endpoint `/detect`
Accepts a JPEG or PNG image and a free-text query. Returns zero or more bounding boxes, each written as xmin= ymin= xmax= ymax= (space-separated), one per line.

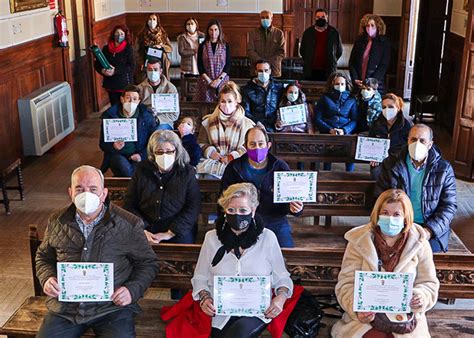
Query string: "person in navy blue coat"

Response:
xmin=100 ymin=85 xmax=156 ymax=177
xmin=220 ymin=127 xmax=304 ymax=248
xmin=314 ymin=71 xmax=358 ymax=171
xmin=177 ymin=117 xmax=202 ymax=167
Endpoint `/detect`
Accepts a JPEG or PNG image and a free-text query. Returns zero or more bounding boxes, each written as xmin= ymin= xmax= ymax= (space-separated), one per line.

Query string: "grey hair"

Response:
xmin=411 ymin=123 xmax=433 ymax=141
xmin=147 ymin=130 xmax=190 ymax=167
xmin=218 ymin=183 xmax=260 ymax=210
xmin=71 ymin=165 xmax=104 ymax=189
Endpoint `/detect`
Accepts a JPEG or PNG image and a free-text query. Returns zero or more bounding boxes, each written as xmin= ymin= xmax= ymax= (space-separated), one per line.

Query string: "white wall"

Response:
xmin=450 ymin=0 xmax=468 ymax=37
xmin=94 ymin=0 xmax=283 ymax=21
xmin=0 ymin=0 xmax=58 ymax=49
xmin=373 ymin=0 xmax=402 ymax=16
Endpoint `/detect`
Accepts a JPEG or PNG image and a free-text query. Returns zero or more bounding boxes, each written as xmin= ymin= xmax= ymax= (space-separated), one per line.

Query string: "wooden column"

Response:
xmin=451 ymin=2 xmax=474 ymax=180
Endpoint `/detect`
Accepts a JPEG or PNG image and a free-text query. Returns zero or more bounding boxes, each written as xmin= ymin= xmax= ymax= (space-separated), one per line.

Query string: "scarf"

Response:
xmin=108 ymin=40 xmax=127 ymax=55
xmin=373 ymin=227 xmax=408 ymax=272
xmin=206 ymin=105 xmax=246 ymax=155
xmin=211 ymin=214 xmax=264 ymax=267
xmin=142 ymin=26 xmax=167 ymax=47
xmin=361 ymin=37 xmax=373 ymax=80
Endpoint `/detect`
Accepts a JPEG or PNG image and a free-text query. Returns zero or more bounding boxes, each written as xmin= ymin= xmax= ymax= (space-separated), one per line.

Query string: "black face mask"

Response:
xmin=315 ymin=18 xmax=327 ymax=28
xmin=225 ymin=213 xmax=253 ymax=231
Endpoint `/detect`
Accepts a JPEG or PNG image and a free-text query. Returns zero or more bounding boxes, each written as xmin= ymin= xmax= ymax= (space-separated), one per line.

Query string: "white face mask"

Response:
xmin=361 ymin=89 xmax=374 ymax=100
xmin=408 ymin=141 xmax=429 ymax=162
xmin=74 ymin=191 xmax=101 ymax=215
xmin=148 ymin=20 xmax=157 ymax=29
xmin=178 ymin=123 xmax=193 ymax=136
xmin=257 ymin=71 xmax=270 ymax=84
xmin=382 ymin=107 xmax=398 ymax=121
xmin=334 ymin=84 xmax=346 ymax=93
xmin=155 ymin=153 xmax=175 ymax=171
xmin=186 ymin=23 xmax=196 ymax=34
xmin=147 ymin=70 xmax=161 ymax=83
xmin=123 ymin=102 xmax=138 ymax=117
xmin=287 ymin=92 xmax=299 ymax=102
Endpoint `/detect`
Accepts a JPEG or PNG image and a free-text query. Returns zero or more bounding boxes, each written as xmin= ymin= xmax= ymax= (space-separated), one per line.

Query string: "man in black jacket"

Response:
xmin=300 ymin=8 xmax=343 ymax=81
xmin=241 ymin=60 xmax=284 ymax=132
xmin=375 ymin=124 xmax=457 ymax=252
xmin=36 ymin=165 xmax=158 ymax=337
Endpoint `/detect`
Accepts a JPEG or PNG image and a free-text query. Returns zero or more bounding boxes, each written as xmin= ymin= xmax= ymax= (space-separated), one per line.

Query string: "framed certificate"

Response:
xmin=274 ymin=171 xmax=317 ymax=203
xmin=103 ymin=119 xmax=137 ymax=142
xmin=151 ymin=93 xmax=180 ymax=113
xmin=355 ymin=137 xmax=390 ymax=162
xmin=353 ymin=271 xmax=414 ymax=313
xmin=214 ymin=276 xmax=271 ymax=316
xmin=58 ymin=262 xmax=114 ymax=302
xmin=279 ymin=104 xmax=307 ymax=126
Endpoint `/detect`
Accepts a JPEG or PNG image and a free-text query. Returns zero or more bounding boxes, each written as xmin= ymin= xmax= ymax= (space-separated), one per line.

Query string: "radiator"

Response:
xmin=18 ymin=81 xmax=75 ymax=156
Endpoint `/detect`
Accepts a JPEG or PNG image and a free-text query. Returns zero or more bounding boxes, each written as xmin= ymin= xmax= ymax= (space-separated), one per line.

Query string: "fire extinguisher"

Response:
xmin=54 ymin=10 xmax=69 ymax=48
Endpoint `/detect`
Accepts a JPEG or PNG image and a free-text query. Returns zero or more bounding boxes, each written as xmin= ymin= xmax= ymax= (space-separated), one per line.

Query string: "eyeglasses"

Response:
xmin=155 ymin=150 xmax=176 ymax=155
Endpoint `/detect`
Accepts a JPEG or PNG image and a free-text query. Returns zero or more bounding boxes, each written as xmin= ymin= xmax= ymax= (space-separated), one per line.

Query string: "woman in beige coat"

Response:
xmin=332 ymin=189 xmax=439 ymax=338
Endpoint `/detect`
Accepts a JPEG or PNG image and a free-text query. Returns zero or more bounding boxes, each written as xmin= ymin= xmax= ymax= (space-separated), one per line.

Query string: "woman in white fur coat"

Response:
xmin=332 ymin=189 xmax=439 ymax=338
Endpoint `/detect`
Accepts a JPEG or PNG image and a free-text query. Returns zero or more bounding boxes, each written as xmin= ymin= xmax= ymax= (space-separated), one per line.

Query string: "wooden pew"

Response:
xmin=1 ymin=225 xmax=473 ymax=337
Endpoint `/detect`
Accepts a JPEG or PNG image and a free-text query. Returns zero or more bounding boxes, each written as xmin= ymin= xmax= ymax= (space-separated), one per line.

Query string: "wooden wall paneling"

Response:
xmin=396 ymin=0 xmax=411 ymax=94
xmin=451 ymin=3 xmax=474 ymax=180
xmin=0 ymin=78 xmax=16 ymax=162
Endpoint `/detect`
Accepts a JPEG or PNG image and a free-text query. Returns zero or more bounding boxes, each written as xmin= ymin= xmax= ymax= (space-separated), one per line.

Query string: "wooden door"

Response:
xmin=451 ymin=1 xmax=474 ymax=180
xmin=65 ymin=0 xmax=95 ymax=122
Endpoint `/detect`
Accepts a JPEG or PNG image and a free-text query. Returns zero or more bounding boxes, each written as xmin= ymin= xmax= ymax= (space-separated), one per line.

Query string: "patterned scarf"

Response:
xmin=361 ymin=37 xmax=373 ymax=80
xmin=206 ymin=104 xmax=246 ymax=155
xmin=141 ymin=26 xmax=167 ymax=47
xmin=373 ymin=227 xmax=408 ymax=272
xmin=203 ymin=41 xmax=226 ymax=80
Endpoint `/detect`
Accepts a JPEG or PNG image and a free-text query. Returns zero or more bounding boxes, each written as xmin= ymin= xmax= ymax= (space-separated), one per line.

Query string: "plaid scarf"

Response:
xmin=203 ymin=41 xmax=226 ymax=79
xmin=206 ymin=104 xmax=246 ymax=155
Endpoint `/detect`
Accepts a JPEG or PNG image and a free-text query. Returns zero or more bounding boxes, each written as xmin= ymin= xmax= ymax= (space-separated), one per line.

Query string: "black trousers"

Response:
xmin=211 ymin=316 xmax=268 ymax=338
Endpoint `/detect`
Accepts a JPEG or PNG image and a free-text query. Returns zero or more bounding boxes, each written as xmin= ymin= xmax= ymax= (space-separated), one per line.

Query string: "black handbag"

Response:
xmin=284 ymin=290 xmax=324 ymax=338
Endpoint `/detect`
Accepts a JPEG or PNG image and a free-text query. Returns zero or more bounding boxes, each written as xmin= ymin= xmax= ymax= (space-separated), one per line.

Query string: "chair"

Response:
xmin=0 ymin=158 xmax=25 ymax=215
xmin=413 ymin=94 xmax=438 ymax=123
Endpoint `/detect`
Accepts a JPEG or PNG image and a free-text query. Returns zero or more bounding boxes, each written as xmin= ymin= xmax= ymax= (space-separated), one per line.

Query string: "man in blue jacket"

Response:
xmin=221 ymin=126 xmax=303 ymax=248
xmin=100 ymin=84 xmax=156 ymax=177
xmin=241 ymin=60 xmax=284 ymax=132
xmin=375 ymin=124 xmax=457 ymax=252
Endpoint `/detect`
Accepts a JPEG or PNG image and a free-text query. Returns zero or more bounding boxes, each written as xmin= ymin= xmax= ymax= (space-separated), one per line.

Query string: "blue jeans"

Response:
xmin=323 ymin=162 xmax=355 ymax=172
xmin=211 ymin=316 xmax=267 ymax=338
xmin=265 ymin=219 xmax=294 ymax=248
xmin=155 ymin=123 xmax=173 ymax=130
xmin=37 ymin=309 xmax=136 ymax=338
xmin=109 ymin=154 xmax=137 ymax=177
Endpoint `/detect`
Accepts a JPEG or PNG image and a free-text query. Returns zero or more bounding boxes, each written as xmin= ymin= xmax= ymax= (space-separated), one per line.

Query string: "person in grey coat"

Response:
xmin=36 ymin=165 xmax=158 ymax=338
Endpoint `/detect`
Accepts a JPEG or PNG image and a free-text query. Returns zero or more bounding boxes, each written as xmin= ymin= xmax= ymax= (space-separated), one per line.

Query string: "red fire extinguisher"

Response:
xmin=54 ymin=10 xmax=69 ymax=48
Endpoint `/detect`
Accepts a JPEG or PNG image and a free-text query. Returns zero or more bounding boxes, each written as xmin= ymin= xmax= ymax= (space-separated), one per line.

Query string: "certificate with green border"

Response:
xmin=353 ymin=271 xmax=414 ymax=313
xmin=58 ymin=262 xmax=114 ymax=302
xmin=355 ymin=137 xmax=390 ymax=162
xmin=214 ymin=276 xmax=271 ymax=316
xmin=279 ymin=104 xmax=307 ymax=126
xmin=274 ymin=171 xmax=317 ymax=203
xmin=103 ymin=119 xmax=137 ymax=142
xmin=151 ymin=93 xmax=180 ymax=113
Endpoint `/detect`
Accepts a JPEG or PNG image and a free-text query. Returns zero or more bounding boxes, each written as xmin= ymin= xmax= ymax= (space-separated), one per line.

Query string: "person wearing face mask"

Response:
xmin=191 ymin=183 xmax=294 ymax=337
xmin=247 ymin=10 xmax=286 ymax=78
xmin=368 ymin=93 xmax=412 ymax=179
xmin=197 ymin=81 xmax=255 ymax=178
xmin=241 ymin=60 xmax=285 ymax=132
xmin=314 ymin=71 xmax=358 ymax=171
xmin=94 ymin=25 xmax=135 ymax=107
xmin=275 ymin=83 xmax=315 ymax=133
xmin=357 ymin=77 xmax=383 ymax=132
xmin=300 ymin=8 xmax=343 ymax=81
xmin=36 ymin=165 xmax=159 ymax=338
xmin=124 ymin=130 xmax=200 ymax=248
xmin=178 ymin=17 xmax=205 ymax=76
xmin=177 ymin=117 xmax=202 ymax=166
xmin=137 ymin=58 xmax=178 ymax=130
xmin=375 ymin=124 xmax=457 ymax=253
xmin=349 ymin=14 xmax=391 ymax=93
xmin=134 ymin=13 xmax=173 ymax=83
xmin=99 ymin=85 xmax=156 ymax=177
xmin=220 ymin=127 xmax=304 ymax=248
xmin=332 ymin=189 xmax=439 ymax=338
xmin=195 ymin=19 xmax=231 ymax=103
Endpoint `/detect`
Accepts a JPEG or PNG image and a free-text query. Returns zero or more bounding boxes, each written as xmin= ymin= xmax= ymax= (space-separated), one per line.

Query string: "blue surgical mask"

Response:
xmin=115 ymin=35 xmax=125 ymax=43
xmin=258 ymin=71 xmax=270 ymax=83
xmin=377 ymin=215 xmax=405 ymax=237
xmin=261 ymin=19 xmax=271 ymax=29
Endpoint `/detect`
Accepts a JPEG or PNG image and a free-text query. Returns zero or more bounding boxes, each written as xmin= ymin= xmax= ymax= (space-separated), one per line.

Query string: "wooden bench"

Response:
xmin=1 ymin=225 xmax=473 ymax=337
xmin=0 ymin=158 xmax=25 ymax=215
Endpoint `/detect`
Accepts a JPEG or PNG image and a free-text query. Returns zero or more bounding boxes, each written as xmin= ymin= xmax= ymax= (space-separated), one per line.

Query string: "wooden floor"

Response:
xmin=0 ymin=115 xmax=473 ymax=336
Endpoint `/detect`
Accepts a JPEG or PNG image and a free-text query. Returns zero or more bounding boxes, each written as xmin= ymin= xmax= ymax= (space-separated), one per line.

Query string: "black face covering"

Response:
xmin=225 ymin=213 xmax=253 ymax=231
xmin=315 ymin=18 xmax=327 ymax=28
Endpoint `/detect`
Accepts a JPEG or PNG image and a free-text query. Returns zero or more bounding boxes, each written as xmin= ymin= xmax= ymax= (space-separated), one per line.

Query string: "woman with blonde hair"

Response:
xmin=349 ymin=14 xmax=391 ymax=93
xmin=135 ymin=13 xmax=173 ymax=82
xmin=197 ymin=81 xmax=255 ymax=178
xmin=332 ymin=189 xmax=439 ymax=338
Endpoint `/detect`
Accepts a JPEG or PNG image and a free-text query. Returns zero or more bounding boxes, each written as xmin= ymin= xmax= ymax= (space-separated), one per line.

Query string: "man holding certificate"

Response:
xmin=332 ymin=189 xmax=439 ymax=338
xmin=192 ymin=183 xmax=293 ymax=337
xmin=35 ymin=165 xmax=158 ymax=338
